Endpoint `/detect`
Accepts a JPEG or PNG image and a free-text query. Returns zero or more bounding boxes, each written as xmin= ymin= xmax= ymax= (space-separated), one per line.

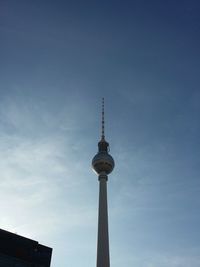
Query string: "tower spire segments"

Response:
xmin=101 ymin=97 xmax=105 ymax=140
xmin=98 ymin=98 xmax=109 ymax=153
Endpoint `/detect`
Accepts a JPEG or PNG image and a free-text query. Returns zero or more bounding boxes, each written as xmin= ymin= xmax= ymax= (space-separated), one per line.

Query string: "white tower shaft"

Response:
xmin=97 ymin=174 xmax=110 ymax=267
xmin=92 ymin=99 xmax=114 ymax=267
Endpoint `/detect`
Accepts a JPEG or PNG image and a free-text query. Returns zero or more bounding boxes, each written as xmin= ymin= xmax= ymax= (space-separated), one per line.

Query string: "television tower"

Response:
xmin=92 ymin=98 xmax=115 ymax=267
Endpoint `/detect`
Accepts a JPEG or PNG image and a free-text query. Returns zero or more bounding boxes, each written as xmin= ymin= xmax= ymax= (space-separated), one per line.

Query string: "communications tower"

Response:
xmin=92 ymin=98 xmax=115 ymax=267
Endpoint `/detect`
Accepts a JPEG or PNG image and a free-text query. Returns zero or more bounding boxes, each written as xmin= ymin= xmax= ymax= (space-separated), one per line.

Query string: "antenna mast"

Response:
xmin=101 ymin=97 xmax=105 ymax=140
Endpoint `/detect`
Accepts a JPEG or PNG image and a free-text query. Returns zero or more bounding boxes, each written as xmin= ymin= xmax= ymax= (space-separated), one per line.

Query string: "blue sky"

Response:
xmin=0 ymin=0 xmax=200 ymax=266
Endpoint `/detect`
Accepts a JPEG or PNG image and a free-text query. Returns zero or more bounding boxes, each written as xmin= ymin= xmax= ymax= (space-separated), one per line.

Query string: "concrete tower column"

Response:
xmin=97 ymin=173 xmax=109 ymax=267
xmin=92 ymin=98 xmax=114 ymax=267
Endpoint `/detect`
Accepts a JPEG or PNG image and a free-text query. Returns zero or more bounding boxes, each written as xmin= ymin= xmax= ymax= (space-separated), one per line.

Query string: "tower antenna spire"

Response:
xmin=101 ymin=97 xmax=105 ymax=140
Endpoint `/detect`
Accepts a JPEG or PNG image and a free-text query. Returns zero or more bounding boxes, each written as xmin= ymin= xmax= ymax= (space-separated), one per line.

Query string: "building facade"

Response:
xmin=0 ymin=228 xmax=52 ymax=267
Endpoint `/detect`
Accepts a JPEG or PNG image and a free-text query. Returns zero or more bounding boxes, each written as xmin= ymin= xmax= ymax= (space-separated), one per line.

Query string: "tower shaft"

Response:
xmin=97 ymin=174 xmax=110 ymax=267
xmin=92 ymin=99 xmax=114 ymax=267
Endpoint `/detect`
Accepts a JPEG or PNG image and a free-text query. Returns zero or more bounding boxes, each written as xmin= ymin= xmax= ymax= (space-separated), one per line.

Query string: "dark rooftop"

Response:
xmin=0 ymin=228 xmax=52 ymax=267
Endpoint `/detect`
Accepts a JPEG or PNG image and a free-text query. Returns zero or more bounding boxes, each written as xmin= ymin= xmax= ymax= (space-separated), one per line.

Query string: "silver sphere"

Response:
xmin=92 ymin=152 xmax=115 ymax=175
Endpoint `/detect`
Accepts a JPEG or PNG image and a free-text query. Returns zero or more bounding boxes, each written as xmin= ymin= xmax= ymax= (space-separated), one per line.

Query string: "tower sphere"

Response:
xmin=92 ymin=151 xmax=115 ymax=175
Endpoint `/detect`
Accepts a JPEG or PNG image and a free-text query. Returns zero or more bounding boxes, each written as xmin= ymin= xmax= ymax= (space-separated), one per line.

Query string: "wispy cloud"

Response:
xmin=111 ymin=249 xmax=200 ymax=267
xmin=0 ymin=95 xmax=95 ymax=242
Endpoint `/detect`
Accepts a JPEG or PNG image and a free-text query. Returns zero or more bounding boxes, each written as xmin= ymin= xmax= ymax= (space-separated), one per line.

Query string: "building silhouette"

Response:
xmin=92 ymin=98 xmax=115 ymax=267
xmin=0 ymin=228 xmax=52 ymax=267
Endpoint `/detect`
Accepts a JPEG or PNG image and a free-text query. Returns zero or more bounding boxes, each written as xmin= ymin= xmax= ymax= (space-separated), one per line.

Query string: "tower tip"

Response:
xmin=101 ymin=98 xmax=105 ymax=140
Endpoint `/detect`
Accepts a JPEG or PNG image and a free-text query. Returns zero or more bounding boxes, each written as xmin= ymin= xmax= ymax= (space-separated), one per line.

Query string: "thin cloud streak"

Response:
xmin=0 ymin=96 xmax=95 ymax=239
